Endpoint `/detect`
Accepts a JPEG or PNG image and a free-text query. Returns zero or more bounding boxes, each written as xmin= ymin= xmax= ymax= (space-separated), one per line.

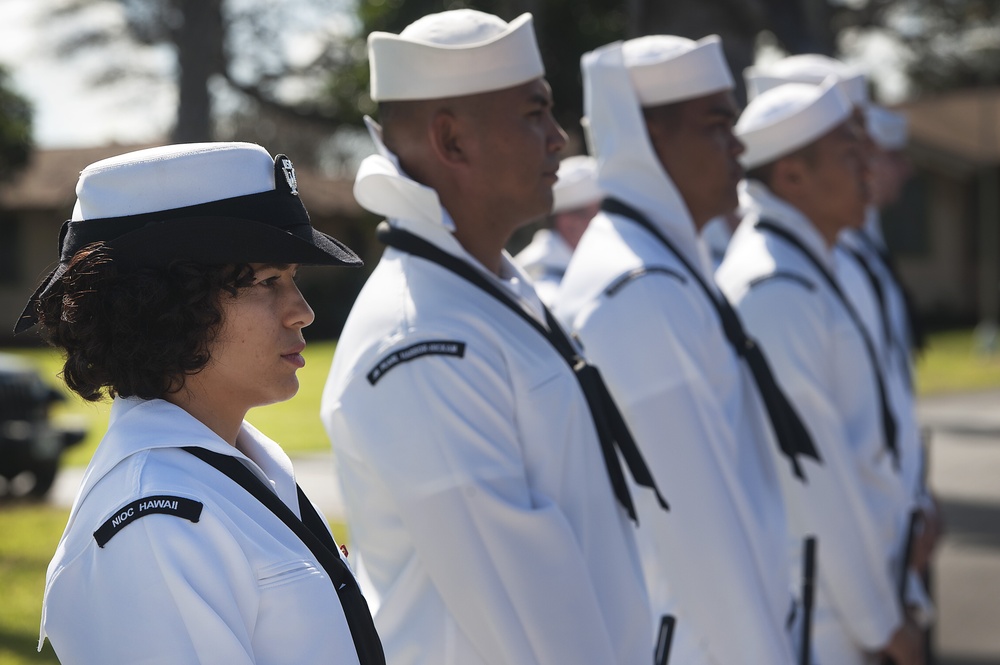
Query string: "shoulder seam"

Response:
xmin=605 ymin=266 xmax=687 ymax=297
xmin=747 ymin=271 xmax=817 ymax=292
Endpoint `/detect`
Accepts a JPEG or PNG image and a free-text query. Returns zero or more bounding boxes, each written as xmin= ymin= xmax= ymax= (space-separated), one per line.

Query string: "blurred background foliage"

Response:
xmin=32 ymin=0 xmax=1000 ymax=158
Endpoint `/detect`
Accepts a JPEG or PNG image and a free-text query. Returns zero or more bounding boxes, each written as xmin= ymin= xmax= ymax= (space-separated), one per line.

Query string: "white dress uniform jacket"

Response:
xmin=717 ymin=180 xmax=909 ymax=664
xmin=860 ymin=208 xmax=918 ymax=372
xmin=39 ymin=397 xmax=361 ymax=665
xmin=838 ymin=215 xmax=927 ymax=505
xmin=513 ymin=228 xmax=573 ymax=306
xmin=701 ymin=216 xmax=735 ymax=270
xmin=554 ymin=44 xmax=796 ymax=665
xmin=321 ymin=132 xmax=652 ymax=665
xmin=835 ymin=232 xmax=936 ymax=628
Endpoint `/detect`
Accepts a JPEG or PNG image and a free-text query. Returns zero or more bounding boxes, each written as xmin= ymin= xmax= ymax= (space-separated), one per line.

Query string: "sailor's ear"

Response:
xmin=428 ymin=109 xmax=470 ymax=168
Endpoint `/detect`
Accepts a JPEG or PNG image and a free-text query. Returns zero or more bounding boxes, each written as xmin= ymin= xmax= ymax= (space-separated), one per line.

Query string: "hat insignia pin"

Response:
xmin=281 ymin=157 xmax=298 ymax=195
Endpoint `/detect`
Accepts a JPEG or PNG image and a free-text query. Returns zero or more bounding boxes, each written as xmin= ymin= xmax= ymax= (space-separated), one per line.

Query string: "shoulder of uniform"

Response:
xmin=94 ymin=495 xmax=204 ymax=548
xmin=366 ymin=339 xmax=467 ymax=386
xmin=604 ymin=266 xmax=687 ymax=298
xmin=747 ymin=271 xmax=817 ymax=292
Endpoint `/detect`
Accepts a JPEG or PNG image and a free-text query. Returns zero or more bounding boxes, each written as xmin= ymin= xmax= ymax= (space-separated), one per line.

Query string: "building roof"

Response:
xmin=0 ymin=143 xmax=364 ymax=219
xmin=901 ymin=87 xmax=1000 ymax=166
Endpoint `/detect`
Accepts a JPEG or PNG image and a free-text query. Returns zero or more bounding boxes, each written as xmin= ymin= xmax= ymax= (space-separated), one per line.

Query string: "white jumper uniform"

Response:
xmin=717 ymin=180 xmax=910 ymax=665
xmin=513 ymin=228 xmax=573 ymax=306
xmin=320 ymin=131 xmax=652 ymax=665
xmin=39 ymin=397 xmax=361 ymax=665
xmin=555 ymin=44 xmax=796 ymax=665
xmin=701 ymin=216 xmax=735 ymax=270
xmin=838 ymin=214 xmax=927 ymax=505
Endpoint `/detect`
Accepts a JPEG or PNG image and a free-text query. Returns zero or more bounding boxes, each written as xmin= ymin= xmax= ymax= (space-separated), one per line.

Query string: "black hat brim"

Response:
xmin=13 ymin=216 xmax=363 ymax=334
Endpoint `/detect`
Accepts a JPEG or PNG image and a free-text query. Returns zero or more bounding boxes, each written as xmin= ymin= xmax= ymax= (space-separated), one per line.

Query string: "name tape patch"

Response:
xmin=94 ymin=495 xmax=204 ymax=548
xmin=367 ymin=340 xmax=466 ymax=385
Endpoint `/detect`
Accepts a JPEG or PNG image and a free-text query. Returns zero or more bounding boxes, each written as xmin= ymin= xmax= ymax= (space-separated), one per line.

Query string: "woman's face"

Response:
xmin=195 ymin=263 xmax=314 ymax=418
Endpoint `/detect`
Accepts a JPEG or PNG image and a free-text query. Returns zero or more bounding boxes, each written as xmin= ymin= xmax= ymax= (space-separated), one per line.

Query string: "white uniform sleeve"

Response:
xmin=328 ymin=336 xmax=625 ymax=665
xmin=573 ymin=273 xmax=796 ymax=665
xmin=43 ymin=509 xmax=259 ymax=664
xmin=736 ymin=280 xmax=902 ymax=650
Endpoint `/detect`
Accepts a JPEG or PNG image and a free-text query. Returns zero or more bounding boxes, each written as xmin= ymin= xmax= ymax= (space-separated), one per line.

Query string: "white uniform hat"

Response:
xmin=552 ymin=155 xmax=603 ymax=213
xmin=15 ymin=142 xmax=362 ymax=334
xmin=736 ymin=78 xmax=853 ymax=169
xmin=745 ymin=54 xmax=869 ymax=108
xmin=368 ymin=10 xmax=544 ymax=102
xmin=621 ymin=34 xmax=734 ymax=107
xmin=865 ymin=105 xmax=908 ymax=150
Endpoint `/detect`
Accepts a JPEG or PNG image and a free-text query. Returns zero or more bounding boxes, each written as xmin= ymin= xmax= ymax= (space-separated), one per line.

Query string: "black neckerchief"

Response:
xmin=377 ymin=222 xmax=668 ymax=524
xmin=840 ymin=242 xmax=914 ymax=390
xmin=755 ymin=219 xmax=900 ymax=468
xmin=840 ymin=244 xmax=891 ymax=345
xmin=601 ymin=198 xmax=821 ymax=481
xmin=184 ymin=447 xmax=386 ymax=665
xmin=852 ymin=229 xmax=926 ymax=357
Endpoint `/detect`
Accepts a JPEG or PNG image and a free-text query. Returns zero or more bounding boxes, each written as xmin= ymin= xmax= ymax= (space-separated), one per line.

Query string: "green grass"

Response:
xmin=914 ymin=328 xmax=1000 ymax=395
xmin=0 ymin=504 xmax=66 ymax=664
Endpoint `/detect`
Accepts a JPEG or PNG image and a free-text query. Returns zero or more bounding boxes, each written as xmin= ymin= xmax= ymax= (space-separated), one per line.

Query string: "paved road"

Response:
xmin=45 ymin=391 xmax=1000 ymax=664
xmin=916 ymin=391 xmax=1000 ymax=664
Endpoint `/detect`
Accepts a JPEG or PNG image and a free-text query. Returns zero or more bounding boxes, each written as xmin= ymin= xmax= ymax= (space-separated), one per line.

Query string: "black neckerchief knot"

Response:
xmin=602 ymin=198 xmax=822 ymax=481
xmin=377 ymin=222 xmax=668 ymax=524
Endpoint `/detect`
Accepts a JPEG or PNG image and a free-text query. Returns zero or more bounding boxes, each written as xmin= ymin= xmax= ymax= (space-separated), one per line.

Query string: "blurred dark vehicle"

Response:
xmin=0 ymin=353 xmax=85 ymax=499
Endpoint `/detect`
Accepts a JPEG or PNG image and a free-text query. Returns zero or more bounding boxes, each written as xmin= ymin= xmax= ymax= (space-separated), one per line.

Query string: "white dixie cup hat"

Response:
xmin=736 ymin=77 xmax=853 ymax=170
xmin=552 ymin=155 xmax=603 ymax=213
xmin=745 ymin=53 xmax=869 ymax=108
xmin=367 ymin=9 xmax=545 ymax=102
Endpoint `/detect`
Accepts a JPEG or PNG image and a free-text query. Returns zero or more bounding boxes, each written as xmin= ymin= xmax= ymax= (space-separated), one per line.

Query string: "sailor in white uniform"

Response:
xmin=749 ymin=54 xmax=938 ymax=621
xmin=841 ymin=105 xmax=940 ymax=611
xmin=748 ymin=51 xmax=937 ymax=632
xmin=555 ymin=37 xmax=807 ymax=665
xmin=321 ymin=11 xmax=662 ymax=665
xmin=716 ymin=81 xmax=924 ymax=665
xmin=18 ymin=143 xmax=382 ymax=664
xmin=701 ymin=211 xmax=741 ymax=269
xmin=842 ymin=106 xmax=926 ymax=482
xmin=514 ymin=155 xmax=603 ymax=305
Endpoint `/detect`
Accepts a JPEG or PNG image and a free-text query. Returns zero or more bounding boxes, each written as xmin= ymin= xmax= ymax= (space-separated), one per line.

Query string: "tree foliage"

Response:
xmin=49 ymin=0 xmax=350 ymax=143
xmin=43 ymin=0 xmax=1000 ymax=152
xmin=0 ymin=65 xmax=33 ymax=182
xmin=817 ymin=0 xmax=1000 ymax=95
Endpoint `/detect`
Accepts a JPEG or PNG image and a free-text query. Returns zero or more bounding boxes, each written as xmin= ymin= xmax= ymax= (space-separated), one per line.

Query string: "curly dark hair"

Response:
xmin=35 ymin=243 xmax=254 ymax=402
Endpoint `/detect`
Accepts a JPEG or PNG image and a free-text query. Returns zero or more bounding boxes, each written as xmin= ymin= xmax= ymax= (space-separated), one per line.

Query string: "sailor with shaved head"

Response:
xmin=321 ymin=10 xmax=664 ymax=665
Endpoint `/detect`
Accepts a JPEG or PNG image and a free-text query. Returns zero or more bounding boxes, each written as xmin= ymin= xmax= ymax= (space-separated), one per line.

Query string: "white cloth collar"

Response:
xmin=739 ymin=179 xmax=834 ymax=271
xmin=355 ymin=116 xmax=453 ymax=232
xmin=582 ymin=42 xmax=714 ymax=282
xmin=515 ymin=228 xmax=574 ymax=275
xmin=354 ymin=116 xmax=547 ymax=323
xmin=72 ymin=397 xmax=300 ymax=521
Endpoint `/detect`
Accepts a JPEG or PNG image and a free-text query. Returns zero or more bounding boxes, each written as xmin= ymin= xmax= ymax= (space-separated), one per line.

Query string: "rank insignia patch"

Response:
xmin=367 ymin=340 xmax=466 ymax=385
xmin=94 ymin=495 xmax=204 ymax=548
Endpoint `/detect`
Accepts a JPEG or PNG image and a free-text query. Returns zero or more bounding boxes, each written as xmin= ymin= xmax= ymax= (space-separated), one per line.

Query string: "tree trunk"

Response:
xmin=171 ymin=0 xmax=224 ymax=143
